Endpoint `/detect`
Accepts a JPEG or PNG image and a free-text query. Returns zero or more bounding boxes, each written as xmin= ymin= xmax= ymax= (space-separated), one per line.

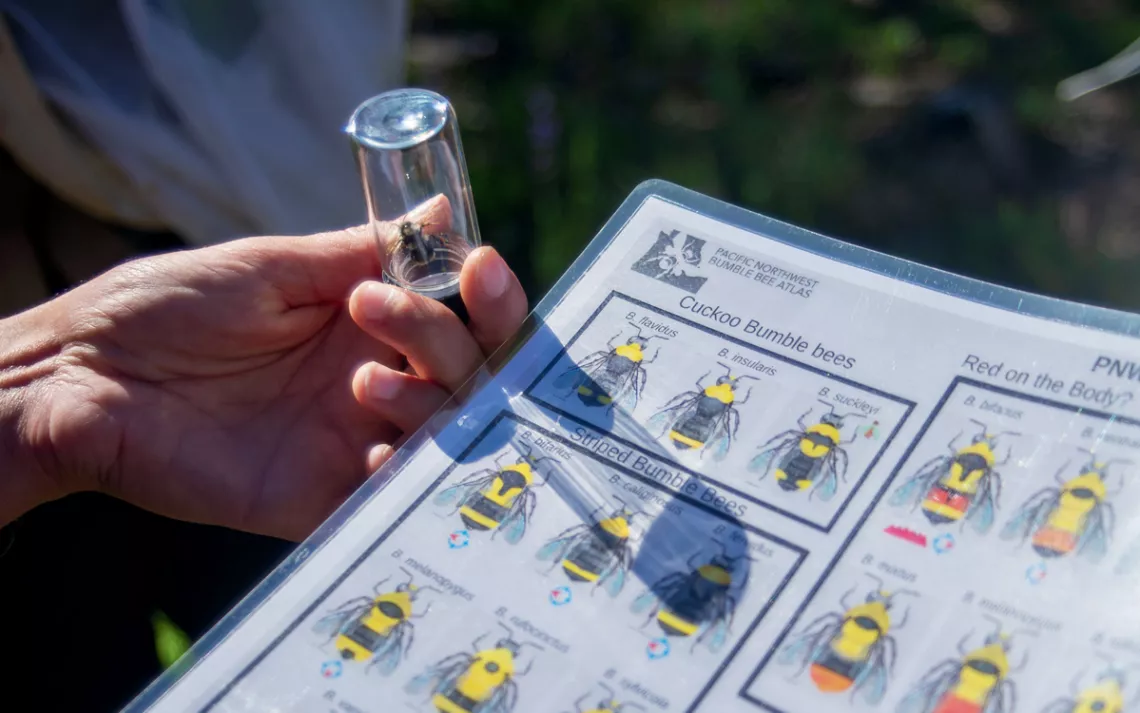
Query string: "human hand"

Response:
xmin=0 ymin=196 xmax=527 ymax=540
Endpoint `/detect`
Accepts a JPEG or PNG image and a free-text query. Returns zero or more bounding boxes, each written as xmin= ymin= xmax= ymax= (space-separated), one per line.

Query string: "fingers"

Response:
xmin=367 ymin=444 xmax=395 ymax=473
xmin=459 ymin=247 xmax=529 ymax=357
xmin=244 ymin=194 xmax=453 ymax=306
xmin=352 ymin=361 xmax=452 ymax=433
xmin=349 ymin=282 xmax=485 ymax=392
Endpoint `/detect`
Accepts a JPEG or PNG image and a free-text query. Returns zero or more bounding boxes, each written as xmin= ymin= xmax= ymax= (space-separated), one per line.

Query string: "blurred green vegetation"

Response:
xmin=408 ymin=0 xmax=1140 ymax=311
xmin=151 ymin=610 xmax=192 ymax=669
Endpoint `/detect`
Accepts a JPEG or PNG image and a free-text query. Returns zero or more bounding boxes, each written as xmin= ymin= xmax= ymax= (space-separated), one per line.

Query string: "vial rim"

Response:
xmin=344 ymin=87 xmax=452 ymax=151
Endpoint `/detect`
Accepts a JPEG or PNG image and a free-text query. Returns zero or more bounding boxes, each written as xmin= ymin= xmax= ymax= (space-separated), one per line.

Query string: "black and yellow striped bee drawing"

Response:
xmin=630 ymin=540 xmax=753 ymax=654
xmin=312 ymin=568 xmax=438 ymax=675
xmin=778 ymin=575 xmax=917 ymax=705
xmin=537 ymin=501 xmax=639 ymax=597
xmin=1000 ymin=450 xmax=1129 ymax=563
xmin=895 ymin=617 xmax=1026 ymax=713
xmin=405 ymin=623 xmax=542 ymax=713
xmin=433 ymin=445 xmax=557 ymax=544
xmin=748 ymin=400 xmax=863 ymax=501
xmin=648 ymin=363 xmax=756 ymax=461
xmin=1039 ymin=658 xmax=1139 ymax=713
xmin=554 ymin=323 xmax=667 ymax=411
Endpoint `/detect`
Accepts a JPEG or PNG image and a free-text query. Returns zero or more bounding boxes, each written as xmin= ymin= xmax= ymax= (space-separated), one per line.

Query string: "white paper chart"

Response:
xmin=124 ymin=180 xmax=1140 ymax=713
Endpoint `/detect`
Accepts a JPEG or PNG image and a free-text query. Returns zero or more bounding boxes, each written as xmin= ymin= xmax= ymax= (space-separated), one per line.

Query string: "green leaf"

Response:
xmin=152 ymin=611 xmax=192 ymax=669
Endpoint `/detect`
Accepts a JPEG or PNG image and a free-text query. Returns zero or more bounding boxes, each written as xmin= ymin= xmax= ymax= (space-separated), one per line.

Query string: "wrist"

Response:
xmin=0 ymin=300 xmax=80 ymax=524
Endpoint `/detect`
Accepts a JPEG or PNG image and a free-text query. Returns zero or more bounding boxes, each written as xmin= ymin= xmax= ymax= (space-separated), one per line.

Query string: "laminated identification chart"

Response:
xmin=126 ymin=181 xmax=1140 ymax=713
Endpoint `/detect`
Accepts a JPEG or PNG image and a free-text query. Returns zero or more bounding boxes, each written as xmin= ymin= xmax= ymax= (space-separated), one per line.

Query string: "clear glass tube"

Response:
xmin=345 ymin=88 xmax=481 ymax=301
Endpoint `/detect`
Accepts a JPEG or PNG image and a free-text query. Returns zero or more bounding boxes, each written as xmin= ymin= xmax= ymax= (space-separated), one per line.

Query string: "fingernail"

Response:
xmin=367 ymin=368 xmax=402 ymax=401
xmin=368 ymin=444 xmax=395 ymax=472
xmin=479 ymin=249 xmax=510 ymax=299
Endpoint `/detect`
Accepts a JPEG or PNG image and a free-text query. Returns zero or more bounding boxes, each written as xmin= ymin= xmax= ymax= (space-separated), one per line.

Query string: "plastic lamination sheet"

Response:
xmin=123 ymin=179 xmax=1140 ymax=713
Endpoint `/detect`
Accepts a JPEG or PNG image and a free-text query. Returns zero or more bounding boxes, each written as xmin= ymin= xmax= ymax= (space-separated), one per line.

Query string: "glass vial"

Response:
xmin=346 ymin=88 xmax=481 ymax=302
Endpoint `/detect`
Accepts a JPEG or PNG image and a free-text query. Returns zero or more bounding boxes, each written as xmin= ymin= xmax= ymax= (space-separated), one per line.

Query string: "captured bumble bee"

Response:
xmin=405 ymin=623 xmax=542 ymax=713
xmin=630 ymin=539 xmax=753 ymax=654
xmin=748 ymin=400 xmax=864 ymax=501
xmin=434 ymin=445 xmax=557 ymax=544
xmin=536 ymin=501 xmax=639 ymax=597
xmin=312 ymin=568 xmax=438 ymax=675
xmin=895 ymin=616 xmax=1026 ymax=713
xmin=1000 ymin=450 xmax=1130 ymax=563
xmin=567 ymin=684 xmax=646 ymax=713
xmin=553 ymin=323 xmax=667 ymax=412
xmin=647 ymin=362 xmax=757 ymax=461
xmin=396 ymin=221 xmax=453 ymax=273
xmin=778 ymin=574 xmax=917 ymax=705
xmin=1039 ymin=658 xmax=1140 ymax=713
xmin=889 ymin=420 xmax=1019 ymax=535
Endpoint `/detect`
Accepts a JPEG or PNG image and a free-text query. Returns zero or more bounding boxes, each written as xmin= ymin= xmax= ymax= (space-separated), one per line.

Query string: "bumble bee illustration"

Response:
xmin=553 ymin=323 xmax=667 ymax=411
xmin=778 ymin=575 xmax=917 ymax=705
xmin=312 ymin=568 xmax=438 ymax=675
xmin=748 ymin=400 xmax=864 ymax=501
xmin=1040 ymin=657 xmax=1140 ymax=713
xmin=434 ymin=445 xmax=556 ymax=544
xmin=895 ymin=617 xmax=1027 ymax=713
xmin=630 ymin=539 xmax=753 ymax=654
xmin=648 ymin=363 xmax=756 ymax=461
xmin=566 ymin=684 xmax=646 ymax=713
xmin=405 ymin=623 xmax=541 ymax=713
xmin=889 ymin=420 xmax=1019 ymax=535
xmin=537 ymin=502 xmax=639 ymax=597
xmin=1000 ymin=450 xmax=1130 ymax=563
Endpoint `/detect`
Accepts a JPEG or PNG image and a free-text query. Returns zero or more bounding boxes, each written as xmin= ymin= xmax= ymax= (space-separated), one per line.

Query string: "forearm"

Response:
xmin=0 ymin=301 xmax=73 ymax=525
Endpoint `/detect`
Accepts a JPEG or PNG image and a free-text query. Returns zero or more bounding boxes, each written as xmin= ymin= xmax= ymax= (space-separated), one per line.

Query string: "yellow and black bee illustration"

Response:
xmin=434 ymin=445 xmax=557 ymax=543
xmin=405 ymin=623 xmax=541 ymax=713
xmin=630 ymin=539 xmax=753 ymax=654
xmin=778 ymin=575 xmax=917 ymax=705
xmin=536 ymin=502 xmax=639 ymax=597
xmin=566 ymin=684 xmax=646 ymax=713
xmin=748 ymin=400 xmax=864 ymax=501
xmin=1040 ymin=658 xmax=1139 ymax=713
xmin=553 ymin=323 xmax=667 ymax=411
xmin=312 ymin=568 xmax=438 ymax=675
xmin=889 ymin=420 xmax=1019 ymax=534
xmin=648 ymin=363 xmax=757 ymax=461
xmin=1000 ymin=450 xmax=1129 ymax=562
xmin=895 ymin=617 xmax=1025 ymax=713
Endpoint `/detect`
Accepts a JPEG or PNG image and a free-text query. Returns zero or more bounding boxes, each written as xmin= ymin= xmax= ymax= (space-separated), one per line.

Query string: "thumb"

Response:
xmin=241 ymin=195 xmax=454 ymax=305
xmin=459 ymin=246 xmax=529 ymax=357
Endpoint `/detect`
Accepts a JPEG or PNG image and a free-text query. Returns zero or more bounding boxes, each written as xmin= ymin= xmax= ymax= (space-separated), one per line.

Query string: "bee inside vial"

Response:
xmin=377 ymin=198 xmax=473 ymax=300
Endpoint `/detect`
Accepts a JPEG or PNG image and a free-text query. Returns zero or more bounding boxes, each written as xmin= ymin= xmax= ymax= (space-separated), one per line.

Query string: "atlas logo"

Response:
xmin=631 ymin=229 xmax=708 ymax=293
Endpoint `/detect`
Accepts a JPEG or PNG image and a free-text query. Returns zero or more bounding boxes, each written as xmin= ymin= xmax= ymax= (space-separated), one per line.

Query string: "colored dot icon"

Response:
xmin=448 ymin=530 xmax=469 ymax=549
xmin=932 ymin=534 xmax=955 ymax=554
xmin=320 ymin=660 xmax=343 ymax=679
xmin=646 ymin=638 xmax=670 ymax=660
xmin=549 ymin=586 xmax=572 ymax=606
xmin=1026 ymin=561 xmax=1047 ymax=585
